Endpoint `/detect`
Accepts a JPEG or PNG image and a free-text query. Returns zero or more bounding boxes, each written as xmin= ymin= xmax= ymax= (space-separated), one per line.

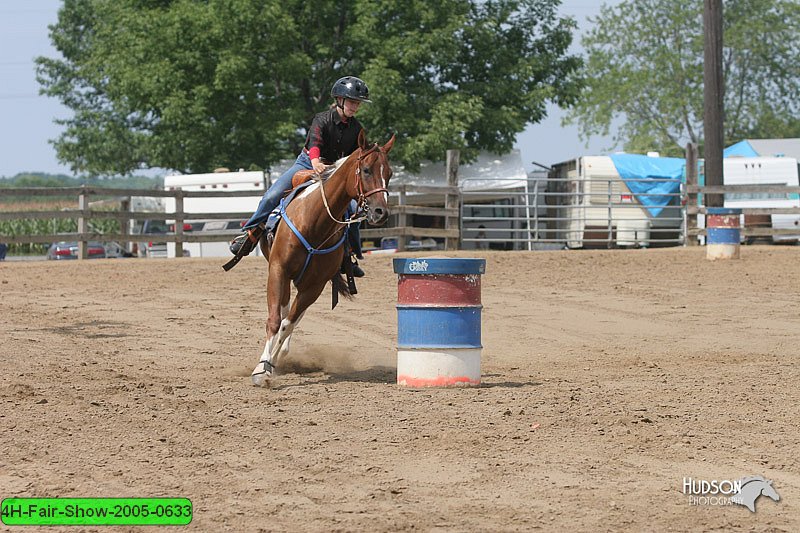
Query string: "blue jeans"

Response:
xmin=245 ymin=152 xmax=362 ymax=257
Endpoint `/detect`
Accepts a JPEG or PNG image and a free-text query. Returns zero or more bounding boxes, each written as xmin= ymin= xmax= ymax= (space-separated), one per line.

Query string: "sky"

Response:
xmin=0 ymin=0 xmax=619 ymax=178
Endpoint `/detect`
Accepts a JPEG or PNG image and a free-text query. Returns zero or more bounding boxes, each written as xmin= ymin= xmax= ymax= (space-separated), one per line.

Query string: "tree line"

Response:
xmin=36 ymin=0 xmax=800 ymax=176
xmin=567 ymin=0 xmax=800 ymax=156
xmin=36 ymin=0 xmax=580 ymax=176
xmin=0 ymin=173 xmax=161 ymax=191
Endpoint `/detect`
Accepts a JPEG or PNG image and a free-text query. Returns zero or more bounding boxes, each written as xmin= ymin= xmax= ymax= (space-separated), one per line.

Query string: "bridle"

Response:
xmin=354 ymin=143 xmax=389 ymax=205
xmin=317 ymin=143 xmax=389 ymax=227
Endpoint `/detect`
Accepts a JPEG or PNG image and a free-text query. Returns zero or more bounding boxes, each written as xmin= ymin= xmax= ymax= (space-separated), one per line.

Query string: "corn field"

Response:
xmin=0 ymin=201 xmax=121 ymax=255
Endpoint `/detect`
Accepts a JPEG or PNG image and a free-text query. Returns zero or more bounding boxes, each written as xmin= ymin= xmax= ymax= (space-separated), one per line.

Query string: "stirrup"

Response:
xmin=222 ymin=226 xmax=263 ymax=271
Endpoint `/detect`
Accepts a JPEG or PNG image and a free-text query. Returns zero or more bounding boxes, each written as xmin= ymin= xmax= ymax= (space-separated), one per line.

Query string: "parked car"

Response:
xmin=103 ymin=241 xmax=135 ymax=258
xmin=46 ymin=241 xmax=106 ymax=260
xmin=132 ymin=219 xmax=169 ymax=258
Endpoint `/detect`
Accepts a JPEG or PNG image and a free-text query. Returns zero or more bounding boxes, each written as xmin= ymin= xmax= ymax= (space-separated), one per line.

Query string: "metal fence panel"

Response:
xmin=460 ymin=176 xmax=684 ymax=250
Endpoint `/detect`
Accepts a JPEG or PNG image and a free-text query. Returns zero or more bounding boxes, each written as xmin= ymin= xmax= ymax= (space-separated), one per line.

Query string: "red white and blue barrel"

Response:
xmin=706 ymin=207 xmax=741 ymax=260
xmin=393 ymin=258 xmax=486 ymax=387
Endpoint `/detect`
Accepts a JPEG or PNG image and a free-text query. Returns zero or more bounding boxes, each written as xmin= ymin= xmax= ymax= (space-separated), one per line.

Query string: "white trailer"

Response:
xmin=163 ymin=170 xmax=267 ymax=258
xmin=549 ymin=156 xmax=683 ymax=248
xmin=722 ymin=157 xmax=800 ymax=242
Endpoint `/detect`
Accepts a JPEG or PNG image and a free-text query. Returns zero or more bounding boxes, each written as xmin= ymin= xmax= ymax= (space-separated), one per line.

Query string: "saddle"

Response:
xmin=222 ymin=180 xmax=317 ymax=272
xmin=291 ymin=169 xmax=317 ymax=188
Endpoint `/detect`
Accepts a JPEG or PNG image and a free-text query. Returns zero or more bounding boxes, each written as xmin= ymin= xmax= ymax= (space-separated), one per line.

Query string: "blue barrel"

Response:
xmin=393 ymin=258 xmax=486 ymax=387
xmin=706 ymin=207 xmax=741 ymax=260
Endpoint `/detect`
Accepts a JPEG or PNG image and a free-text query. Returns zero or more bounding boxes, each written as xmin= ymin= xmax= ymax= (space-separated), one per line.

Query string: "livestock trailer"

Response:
xmin=547 ymin=155 xmax=684 ymax=248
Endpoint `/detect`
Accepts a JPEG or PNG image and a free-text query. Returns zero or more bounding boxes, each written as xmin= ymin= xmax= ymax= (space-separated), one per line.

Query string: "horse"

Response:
xmin=731 ymin=476 xmax=780 ymax=512
xmin=250 ymin=131 xmax=395 ymax=386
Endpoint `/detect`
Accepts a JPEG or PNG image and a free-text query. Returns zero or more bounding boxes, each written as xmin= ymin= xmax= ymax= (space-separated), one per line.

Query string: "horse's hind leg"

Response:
xmin=264 ymin=282 xmax=327 ymax=371
xmin=273 ymin=281 xmax=326 ymax=359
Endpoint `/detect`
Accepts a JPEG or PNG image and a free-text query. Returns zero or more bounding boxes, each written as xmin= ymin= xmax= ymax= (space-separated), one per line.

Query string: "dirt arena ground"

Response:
xmin=1 ymin=246 xmax=799 ymax=531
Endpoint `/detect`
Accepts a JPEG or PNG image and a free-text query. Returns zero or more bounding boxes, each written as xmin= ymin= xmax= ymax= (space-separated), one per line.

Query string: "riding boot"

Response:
xmin=349 ymin=222 xmax=364 ymax=260
xmin=229 ymin=225 xmax=264 ymax=256
xmin=346 ymin=201 xmax=365 ymax=260
xmin=350 ymin=254 xmax=365 ymax=277
xmin=340 ymin=254 xmax=365 ymax=277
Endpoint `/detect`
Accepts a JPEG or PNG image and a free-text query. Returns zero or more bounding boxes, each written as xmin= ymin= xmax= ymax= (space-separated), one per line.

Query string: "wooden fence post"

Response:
xmin=445 ymin=149 xmax=460 ymax=251
xmin=175 ymin=189 xmax=184 ymax=258
xmin=685 ymin=142 xmax=699 ymax=246
xmin=120 ymin=197 xmax=131 ymax=253
xmin=78 ymin=185 xmax=88 ymax=259
xmin=397 ymin=185 xmax=407 ymax=252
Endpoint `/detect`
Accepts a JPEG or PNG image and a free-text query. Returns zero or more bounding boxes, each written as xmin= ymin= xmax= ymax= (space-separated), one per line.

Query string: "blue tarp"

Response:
xmin=609 ymin=154 xmax=685 ymax=217
xmin=724 ymin=140 xmax=759 ymax=158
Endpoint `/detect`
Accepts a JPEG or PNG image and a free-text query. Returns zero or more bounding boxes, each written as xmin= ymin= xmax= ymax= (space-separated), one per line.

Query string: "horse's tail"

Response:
xmin=330 ymin=273 xmax=353 ymax=310
xmin=333 ymin=273 xmax=353 ymax=299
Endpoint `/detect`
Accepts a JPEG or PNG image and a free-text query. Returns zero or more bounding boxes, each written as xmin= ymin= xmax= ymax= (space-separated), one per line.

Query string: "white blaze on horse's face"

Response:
xmin=380 ymin=163 xmax=389 ymax=202
xmin=360 ymin=150 xmax=391 ymax=226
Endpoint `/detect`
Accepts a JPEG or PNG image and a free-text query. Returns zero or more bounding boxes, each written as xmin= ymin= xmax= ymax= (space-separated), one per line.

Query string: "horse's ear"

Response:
xmin=382 ymin=133 xmax=396 ymax=154
xmin=357 ymin=129 xmax=367 ymax=150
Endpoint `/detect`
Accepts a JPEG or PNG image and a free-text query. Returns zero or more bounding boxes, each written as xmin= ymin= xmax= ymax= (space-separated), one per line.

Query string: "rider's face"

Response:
xmin=341 ymin=98 xmax=361 ymax=117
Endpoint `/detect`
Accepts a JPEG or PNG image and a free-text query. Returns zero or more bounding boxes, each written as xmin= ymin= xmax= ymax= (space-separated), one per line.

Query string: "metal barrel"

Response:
xmin=706 ymin=207 xmax=741 ymax=260
xmin=393 ymin=258 xmax=486 ymax=387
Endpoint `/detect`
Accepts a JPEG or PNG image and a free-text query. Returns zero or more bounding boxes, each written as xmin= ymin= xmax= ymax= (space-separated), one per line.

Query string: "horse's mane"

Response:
xmin=318 ymin=155 xmax=351 ymax=182
xmin=740 ymin=476 xmax=767 ymax=487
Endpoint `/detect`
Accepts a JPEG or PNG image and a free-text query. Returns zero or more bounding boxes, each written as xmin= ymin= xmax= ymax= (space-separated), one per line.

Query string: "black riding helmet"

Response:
xmin=331 ymin=76 xmax=372 ymax=103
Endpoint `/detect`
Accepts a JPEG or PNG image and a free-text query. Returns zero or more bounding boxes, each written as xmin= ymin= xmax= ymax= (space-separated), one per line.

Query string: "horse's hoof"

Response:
xmin=251 ymin=372 xmax=264 ymax=387
xmin=250 ymin=373 xmax=274 ymax=388
xmin=251 ymin=361 xmax=276 ymax=387
xmin=251 ymin=372 xmax=275 ymax=388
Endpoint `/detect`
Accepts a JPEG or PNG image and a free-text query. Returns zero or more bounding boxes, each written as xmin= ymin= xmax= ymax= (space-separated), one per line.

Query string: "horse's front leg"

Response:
xmin=251 ymin=266 xmax=291 ymax=386
xmin=252 ymin=279 xmax=328 ymax=385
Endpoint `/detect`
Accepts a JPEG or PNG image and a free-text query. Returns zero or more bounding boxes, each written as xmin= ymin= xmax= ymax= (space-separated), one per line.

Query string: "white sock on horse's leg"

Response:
xmin=271 ymin=318 xmax=296 ymax=362
xmin=276 ymin=311 xmax=305 ymax=361
xmin=251 ymin=311 xmax=305 ymax=387
xmin=251 ymin=333 xmax=281 ymax=386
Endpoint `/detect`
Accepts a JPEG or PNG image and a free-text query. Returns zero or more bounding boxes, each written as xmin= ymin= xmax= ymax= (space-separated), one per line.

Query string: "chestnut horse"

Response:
xmin=251 ymin=132 xmax=395 ymax=386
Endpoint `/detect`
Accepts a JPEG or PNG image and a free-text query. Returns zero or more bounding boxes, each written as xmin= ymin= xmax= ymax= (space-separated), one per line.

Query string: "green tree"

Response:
xmin=37 ymin=0 xmax=581 ymax=175
xmin=565 ymin=0 xmax=800 ymax=156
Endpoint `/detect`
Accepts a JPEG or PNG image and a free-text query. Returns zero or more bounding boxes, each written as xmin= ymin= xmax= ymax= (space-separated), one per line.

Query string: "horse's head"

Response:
xmin=353 ymin=131 xmax=395 ymax=226
xmin=735 ymin=476 xmax=781 ymax=512
xmin=761 ymin=480 xmax=781 ymax=502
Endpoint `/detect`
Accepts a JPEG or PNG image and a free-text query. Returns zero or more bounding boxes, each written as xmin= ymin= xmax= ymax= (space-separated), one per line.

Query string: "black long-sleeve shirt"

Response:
xmin=304 ymin=108 xmax=364 ymax=163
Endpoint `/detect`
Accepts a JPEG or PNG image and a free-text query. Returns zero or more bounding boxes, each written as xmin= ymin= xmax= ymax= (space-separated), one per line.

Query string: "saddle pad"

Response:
xmin=265 ymin=180 xmax=317 ymax=234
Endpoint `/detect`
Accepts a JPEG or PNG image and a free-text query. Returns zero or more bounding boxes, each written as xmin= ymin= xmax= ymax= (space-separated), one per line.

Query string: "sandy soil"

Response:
xmin=1 ymin=246 xmax=799 ymax=532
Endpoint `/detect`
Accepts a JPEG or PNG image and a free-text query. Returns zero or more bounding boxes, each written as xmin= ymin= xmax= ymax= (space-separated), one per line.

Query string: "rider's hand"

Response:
xmin=311 ymin=158 xmax=326 ymax=174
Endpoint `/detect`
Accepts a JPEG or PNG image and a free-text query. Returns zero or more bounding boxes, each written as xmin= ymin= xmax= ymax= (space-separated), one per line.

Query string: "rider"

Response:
xmin=229 ymin=76 xmax=372 ymax=277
